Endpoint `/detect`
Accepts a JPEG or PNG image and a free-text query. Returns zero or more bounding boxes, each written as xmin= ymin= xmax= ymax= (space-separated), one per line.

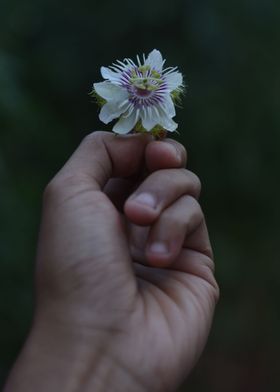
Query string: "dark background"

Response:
xmin=1 ymin=0 xmax=280 ymax=390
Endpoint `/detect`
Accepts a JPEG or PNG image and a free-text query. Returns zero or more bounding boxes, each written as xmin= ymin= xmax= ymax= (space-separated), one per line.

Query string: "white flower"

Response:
xmin=92 ymin=49 xmax=184 ymax=135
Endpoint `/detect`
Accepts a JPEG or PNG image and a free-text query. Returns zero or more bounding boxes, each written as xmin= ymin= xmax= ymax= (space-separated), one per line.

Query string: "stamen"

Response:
xmin=163 ymin=67 xmax=178 ymax=75
xmin=116 ymin=60 xmax=128 ymax=68
xmin=110 ymin=66 xmax=123 ymax=73
xmin=136 ymin=55 xmax=141 ymax=66
xmin=124 ymin=58 xmax=136 ymax=67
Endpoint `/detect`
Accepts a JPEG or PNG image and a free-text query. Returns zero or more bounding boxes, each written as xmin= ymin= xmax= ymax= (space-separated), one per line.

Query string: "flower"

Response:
xmin=92 ymin=49 xmax=184 ymax=136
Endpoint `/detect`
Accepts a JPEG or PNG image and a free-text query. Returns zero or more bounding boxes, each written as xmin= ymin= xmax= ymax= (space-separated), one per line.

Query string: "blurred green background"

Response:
xmin=1 ymin=0 xmax=280 ymax=390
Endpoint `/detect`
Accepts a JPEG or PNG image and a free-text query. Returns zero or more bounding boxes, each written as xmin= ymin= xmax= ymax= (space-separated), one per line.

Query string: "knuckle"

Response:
xmin=202 ymin=244 xmax=214 ymax=260
xmin=193 ymin=206 xmax=204 ymax=226
xmin=43 ymin=178 xmax=60 ymax=202
xmin=184 ymin=194 xmax=204 ymax=218
xmin=143 ymin=169 xmax=167 ymax=185
xmin=187 ymin=171 xmax=202 ymax=198
xmin=214 ymin=281 xmax=220 ymax=303
xmin=43 ymin=176 xmax=73 ymax=205
xmin=43 ymin=174 xmax=91 ymax=205
xmin=185 ymin=199 xmax=204 ymax=231
xmin=82 ymin=131 xmax=102 ymax=146
xmin=200 ymin=254 xmax=220 ymax=303
xmin=160 ymin=208 xmax=175 ymax=223
xmin=206 ymin=277 xmax=220 ymax=305
xmin=210 ymin=277 xmax=220 ymax=304
xmin=202 ymin=251 xmax=215 ymax=270
xmin=177 ymin=143 xmax=187 ymax=165
xmin=81 ymin=131 xmax=111 ymax=148
xmin=82 ymin=133 xmax=95 ymax=146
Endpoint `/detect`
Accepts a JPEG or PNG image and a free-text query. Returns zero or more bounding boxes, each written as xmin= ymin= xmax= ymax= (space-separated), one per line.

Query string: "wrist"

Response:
xmin=4 ymin=308 xmax=149 ymax=392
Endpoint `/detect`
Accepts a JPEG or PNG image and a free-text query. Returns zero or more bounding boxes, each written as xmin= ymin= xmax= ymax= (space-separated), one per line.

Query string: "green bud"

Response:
xmin=89 ymin=89 xmax=107 ymax=107
xmin=171 ymin=87 xmax=184 ymax=107
xmin=133 ymin=121 xmax=167 ymax=139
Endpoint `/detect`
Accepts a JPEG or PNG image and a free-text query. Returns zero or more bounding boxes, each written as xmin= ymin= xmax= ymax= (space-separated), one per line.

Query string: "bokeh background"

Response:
xmin=1 ymin=0 xmax=280 ymax=390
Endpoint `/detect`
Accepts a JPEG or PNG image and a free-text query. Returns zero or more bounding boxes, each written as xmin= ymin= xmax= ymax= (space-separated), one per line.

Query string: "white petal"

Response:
xmin=165 ymin=71 xmax=183 ymax=91
xmin=157 ymin=108 xmax=178 ymax=132
xmin=145 ymin=49 xmax=164 ymax=71
xmin=140 ymin=108 xmax=158 ymax=131
xmin=94 ymin=81 xmax=128 ymax=102
xmin=113 ymin=110 xmax=139 ymax=134
xmin=99 ymin=102 xmax=127 ymax=124
xmin=101 ymin=66 xmax=122 ymax=83
xmin=163 ymin=95 xmax=176 ymax=117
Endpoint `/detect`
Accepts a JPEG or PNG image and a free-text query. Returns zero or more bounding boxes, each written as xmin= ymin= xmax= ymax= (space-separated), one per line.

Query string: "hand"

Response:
xmin=4 ymin=131 xmax=219 ymax=392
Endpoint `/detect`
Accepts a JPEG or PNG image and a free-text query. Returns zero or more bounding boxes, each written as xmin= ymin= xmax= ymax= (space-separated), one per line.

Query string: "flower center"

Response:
xmin=129 ymin=66 xmax=164 ymax=99
xmin=134 ymin=87 xmax=152 ymax=97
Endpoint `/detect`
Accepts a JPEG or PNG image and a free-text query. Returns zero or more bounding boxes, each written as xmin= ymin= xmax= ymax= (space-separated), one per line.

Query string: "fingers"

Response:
xmin=183 ymin=220 xmax=214 ymax=260
xmin=146 ymin=196 xmax=204 ymax=267
xmin=103 ymin=137 xmax=187 ymax=211
xmin=48 ymin=131 xmax=187 ymax=211
xmin=124 ymin=168 xmax=201 ymax=226
xmin=145 ymin=138 xmax=187 ymax=172
xmin=125 ymin=165 xmax=212 ymax=269
xmin=51 ymin=132 xmax=186 ymax=191
xmin=129 ymin=195 xmax=208 ymax=268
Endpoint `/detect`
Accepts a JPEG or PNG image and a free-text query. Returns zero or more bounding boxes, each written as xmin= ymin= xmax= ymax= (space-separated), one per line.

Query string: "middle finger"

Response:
xmin=124 ymin=168 xmax=201 ymax=226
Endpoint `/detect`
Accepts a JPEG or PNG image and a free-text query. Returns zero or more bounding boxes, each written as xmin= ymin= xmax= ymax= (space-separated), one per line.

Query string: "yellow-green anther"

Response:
xmin=151 ymin=70 xmax=161 ymax=79
xmin=147 ymin=85 xmax=158 ymax=91
xmin=138 ymin=65 xmax=151 ymax=74
xmin=130 ymin=75 xmax=164 ymax=92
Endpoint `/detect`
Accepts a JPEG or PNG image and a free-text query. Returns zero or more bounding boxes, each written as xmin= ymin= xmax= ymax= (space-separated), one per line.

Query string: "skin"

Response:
xmin=4 ymin=131 xmax=219 ymax=392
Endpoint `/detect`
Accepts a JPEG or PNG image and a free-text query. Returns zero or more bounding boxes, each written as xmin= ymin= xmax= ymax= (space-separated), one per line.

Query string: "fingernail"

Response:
xmin=132 ymin=193 xmax=157 ymax=209
xmin=149 ymin=242 xmax=169 ymax=254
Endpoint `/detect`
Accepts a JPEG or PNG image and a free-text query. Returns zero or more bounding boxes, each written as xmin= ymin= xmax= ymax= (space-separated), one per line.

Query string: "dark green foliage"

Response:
xmin=1 ymin=0 xmax=280 ymax=390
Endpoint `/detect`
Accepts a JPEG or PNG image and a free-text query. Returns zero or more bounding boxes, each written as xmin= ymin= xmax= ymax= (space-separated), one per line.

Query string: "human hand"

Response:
xmin=5 ymin=131 xmax=219 ymax=392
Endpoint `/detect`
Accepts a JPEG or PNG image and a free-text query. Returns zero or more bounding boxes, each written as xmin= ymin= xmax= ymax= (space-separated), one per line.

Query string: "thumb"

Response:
xmin=39 ymin=131 xmax=153 ymax=300
xmin=53 ymin=131 xmax=153 ymax=191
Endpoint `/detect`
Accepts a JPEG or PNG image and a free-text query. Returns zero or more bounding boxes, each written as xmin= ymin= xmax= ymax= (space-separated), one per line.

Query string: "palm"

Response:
xmin=105 ymin=255 xmax=216 ymax=391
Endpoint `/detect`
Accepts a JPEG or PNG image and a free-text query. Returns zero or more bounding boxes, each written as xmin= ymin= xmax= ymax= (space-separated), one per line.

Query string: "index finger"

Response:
xmin=145 ymin=138 xmax=187 ymax=172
